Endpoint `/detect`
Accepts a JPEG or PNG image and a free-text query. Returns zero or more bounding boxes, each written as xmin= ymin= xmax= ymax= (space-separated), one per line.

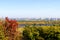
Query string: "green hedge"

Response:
xmin=23 ymin=26 xmax=60 ymax=40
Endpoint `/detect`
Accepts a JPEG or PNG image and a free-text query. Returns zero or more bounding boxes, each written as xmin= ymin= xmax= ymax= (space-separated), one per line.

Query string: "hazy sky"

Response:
xmin=0 ymin=0 xmax=60 ymax=18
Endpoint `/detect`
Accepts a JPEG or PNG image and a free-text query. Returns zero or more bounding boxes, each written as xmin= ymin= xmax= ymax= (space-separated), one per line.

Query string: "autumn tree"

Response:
xmin=4 ymin=17 xmax=18 ymax=40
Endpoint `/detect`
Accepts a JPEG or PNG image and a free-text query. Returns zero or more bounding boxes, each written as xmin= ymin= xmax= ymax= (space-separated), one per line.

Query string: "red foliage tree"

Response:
xmin=4 ymin=17 xmax=18 ymax=40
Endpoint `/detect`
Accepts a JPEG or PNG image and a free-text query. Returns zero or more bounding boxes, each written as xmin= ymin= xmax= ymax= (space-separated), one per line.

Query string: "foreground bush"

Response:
xmin=23 ymin=26 xmax=60 ymax=40
xmin=4 ymin=17 xmax=18 ymax=40
xmin=0 ymin=17 xmax=22 ymax=40
xmin=0 ymin=23 xmax=5 ymax=40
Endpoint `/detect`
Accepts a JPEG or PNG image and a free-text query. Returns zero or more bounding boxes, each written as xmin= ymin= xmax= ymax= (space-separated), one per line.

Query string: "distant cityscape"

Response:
xmin=0 ymin=17 xmax=60 ymax=21
xmin=12 ymin=18 xmax=60 ymax=21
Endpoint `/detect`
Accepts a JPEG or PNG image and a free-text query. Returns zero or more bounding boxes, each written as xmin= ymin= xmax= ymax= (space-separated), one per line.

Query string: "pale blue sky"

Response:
xmin=0 ymin=0 xmax=60 ymax=18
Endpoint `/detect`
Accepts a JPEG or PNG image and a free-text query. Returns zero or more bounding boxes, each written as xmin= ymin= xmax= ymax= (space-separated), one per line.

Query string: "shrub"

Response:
xmin=4 ymin=17 xmax=18 ymax=40
xmin=0 ymin=23 xmax=5 ymax=40
xmin=23 ymin=26 xmax=60 ymax=40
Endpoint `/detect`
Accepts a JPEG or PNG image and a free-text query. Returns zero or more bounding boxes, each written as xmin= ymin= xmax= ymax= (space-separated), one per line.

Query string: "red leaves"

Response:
xmin=4 ymin=17 xmax=18 ymax=40
xmin=5 ymin=17 xmax=18 ymax=31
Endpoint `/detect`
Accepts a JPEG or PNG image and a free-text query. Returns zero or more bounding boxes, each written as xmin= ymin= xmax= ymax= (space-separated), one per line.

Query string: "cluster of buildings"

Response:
xmin=0 ymin=17 xmax=60 ymax=21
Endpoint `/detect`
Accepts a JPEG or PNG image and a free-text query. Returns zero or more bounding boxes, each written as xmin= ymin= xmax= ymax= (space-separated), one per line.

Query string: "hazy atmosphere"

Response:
xmin=0 ymin=0 xmax=60 ymax=18
xmin=0 ymin=0 xmax=60 ymax=40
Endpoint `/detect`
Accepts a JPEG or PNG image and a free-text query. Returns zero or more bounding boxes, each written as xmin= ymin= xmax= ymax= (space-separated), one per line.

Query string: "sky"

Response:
xmin=0 ymin=0 xmax=60 ymax=18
